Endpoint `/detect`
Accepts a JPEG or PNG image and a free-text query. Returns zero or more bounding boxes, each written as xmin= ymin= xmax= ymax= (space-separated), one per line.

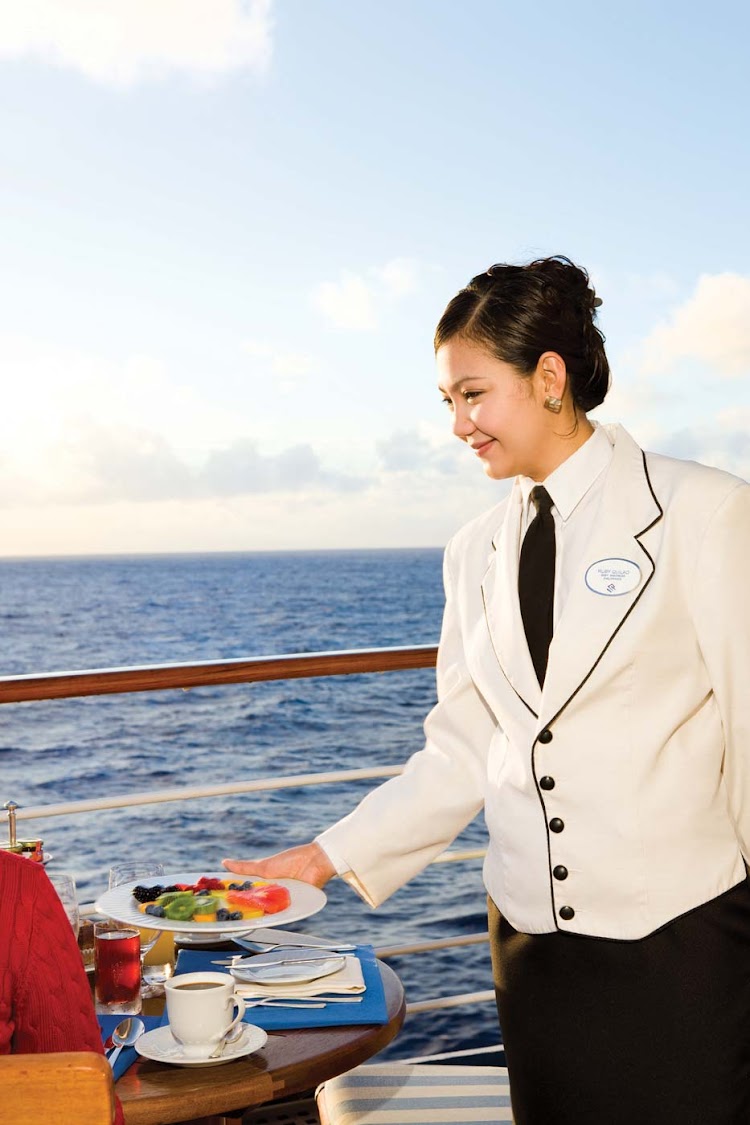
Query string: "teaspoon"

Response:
xmin=107 ymin=1016 xmax=145 ymax=1070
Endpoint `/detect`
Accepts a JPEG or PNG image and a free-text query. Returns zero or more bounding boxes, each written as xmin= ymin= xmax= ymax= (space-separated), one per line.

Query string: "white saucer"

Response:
xmin=135 ymin=1023 xmax=267 ymax=1067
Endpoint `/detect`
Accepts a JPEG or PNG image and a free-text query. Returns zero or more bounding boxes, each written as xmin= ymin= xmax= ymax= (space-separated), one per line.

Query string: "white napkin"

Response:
xmin=232 ymin=954 xmax=366 ymax=999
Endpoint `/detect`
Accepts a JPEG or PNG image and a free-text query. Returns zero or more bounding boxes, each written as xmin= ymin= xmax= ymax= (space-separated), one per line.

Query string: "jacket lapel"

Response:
xmin=480 ymin=480 xmax=541 ymax=715
xmin=539 ymin=426 xmax=663 ymax=728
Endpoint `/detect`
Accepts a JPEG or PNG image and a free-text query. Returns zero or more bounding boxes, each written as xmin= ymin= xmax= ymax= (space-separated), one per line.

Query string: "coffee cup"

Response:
xmin=164 ymin=972 xmax=246 ymax=1059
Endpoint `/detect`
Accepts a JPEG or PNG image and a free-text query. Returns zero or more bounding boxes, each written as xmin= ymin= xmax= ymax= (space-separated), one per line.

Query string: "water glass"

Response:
xmin=109 ymin=860 xmax=166 ymax=996
xmin=94 ymin=920 xmax=142 ymax=1014
xmin=47 ymin=873 xmax=80 ymax=938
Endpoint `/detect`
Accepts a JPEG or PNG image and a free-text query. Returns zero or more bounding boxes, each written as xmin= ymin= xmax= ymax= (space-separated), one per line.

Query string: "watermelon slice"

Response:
xmin=226 ymin=883 xmax=291 ymax=914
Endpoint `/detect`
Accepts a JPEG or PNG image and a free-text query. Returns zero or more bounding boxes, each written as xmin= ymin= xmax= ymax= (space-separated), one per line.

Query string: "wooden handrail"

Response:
xmin=0 ymin=644 xmax=438 ymax=704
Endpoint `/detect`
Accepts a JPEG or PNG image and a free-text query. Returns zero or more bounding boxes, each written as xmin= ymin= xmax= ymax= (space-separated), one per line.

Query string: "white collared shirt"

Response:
xmin=518 ymin=423 xmax=613 ymax=628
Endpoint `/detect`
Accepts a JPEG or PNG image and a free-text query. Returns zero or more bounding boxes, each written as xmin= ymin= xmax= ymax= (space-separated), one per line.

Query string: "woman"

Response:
xmin=1 ymin=848 xmax=125 ymax=1124
xmin=225 ymin=256 xmax=750 ymax=1123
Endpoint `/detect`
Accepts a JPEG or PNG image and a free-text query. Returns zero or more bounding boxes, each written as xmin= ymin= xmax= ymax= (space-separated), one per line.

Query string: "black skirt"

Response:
xmin=489 ymin=880 xmax=750 ymax=1125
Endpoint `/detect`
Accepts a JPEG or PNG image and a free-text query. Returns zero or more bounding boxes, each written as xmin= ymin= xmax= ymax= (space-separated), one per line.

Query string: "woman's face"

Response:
xmin=437 ymin=336 xmax=554 ymax=481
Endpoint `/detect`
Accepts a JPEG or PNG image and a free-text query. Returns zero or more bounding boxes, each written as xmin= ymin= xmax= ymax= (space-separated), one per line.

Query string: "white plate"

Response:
xmin=231 ymin=951 xmax=345 ymax=985
xmin=94 ymin=872 xmax=326 ymax=934
xmin=135 ymin=1022 xmax=267 ymax=1067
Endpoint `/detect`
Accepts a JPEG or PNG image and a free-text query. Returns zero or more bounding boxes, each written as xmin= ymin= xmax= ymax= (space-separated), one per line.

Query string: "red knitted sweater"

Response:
xmin=0 ymin=851 xmax=124 ymax=1122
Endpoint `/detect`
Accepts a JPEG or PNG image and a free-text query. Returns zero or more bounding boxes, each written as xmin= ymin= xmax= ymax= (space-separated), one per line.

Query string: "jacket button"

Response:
xmin=553 ymin=865 xmax=568 ymax=880
xmin=559 ymin=905 xmax=575 ymax=921
xmin=549 ymin=817 xmax=564 ymax=833
xmin=538 ymin=729 xmax=553 ymax=744
xmin=539 ymin=776 xmax=555 ymax=791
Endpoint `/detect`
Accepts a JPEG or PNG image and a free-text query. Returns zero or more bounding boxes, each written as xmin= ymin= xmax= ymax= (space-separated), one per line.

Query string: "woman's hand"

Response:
xmin=222 ymin=842 xmax=336 ymax=889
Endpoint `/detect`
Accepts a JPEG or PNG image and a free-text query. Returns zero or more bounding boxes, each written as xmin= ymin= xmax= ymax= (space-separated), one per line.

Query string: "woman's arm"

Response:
xmin=690 ymin=480 xmax=750 ymax=858
xmin=12 ymin=865 xmax=104 ymax=1056
xmin=226 ymin=540 xmax=497 ymax=906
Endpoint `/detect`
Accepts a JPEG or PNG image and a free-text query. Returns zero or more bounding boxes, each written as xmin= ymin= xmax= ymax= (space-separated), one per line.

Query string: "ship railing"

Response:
xmin=0 ymin=644 xmax=496 ymax=1020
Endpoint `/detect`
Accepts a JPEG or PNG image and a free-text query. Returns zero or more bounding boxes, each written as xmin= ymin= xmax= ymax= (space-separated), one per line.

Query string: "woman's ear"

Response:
xmin=539 ymin=352 xmax=567 ymax=396
xmin=535 ymin=351 xmax=568 ymax=408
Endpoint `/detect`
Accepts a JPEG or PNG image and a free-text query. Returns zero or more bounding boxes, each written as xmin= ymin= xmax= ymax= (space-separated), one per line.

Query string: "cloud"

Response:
xmin=242 ymin=339 xmax=317 ymax=384
xmin=0 ymin=331 xmax=366 ymax=506
xmin=376 ymin=427 xmax=467 ymax=476
xmin=653 ymin=415 xmax=750 ymax=481
xmin=374 ymin=257 xmax=419 ymax=298
xmin=30 ymin=430 xmax=365 ymax=506
xmin=0 ymin=0 xmax=274 ymax=86
xmin=0 ymin=334 xmax=247 ymax=462
xmin=201 ymin=439 xmax=365 ymax=496
xmin=311 ymin=272 xmax=378 ymax=332
xmin=311 ymin=258 xmax=420 ymax=332
xmin=376 ymin=430 xmax=433 ymax=473
xmin=0 ymin=427 xmax=366 ymax=507
xmin=639 ymin=273 xmax=750 ymax=377
xmin=56 ymin=421 xmax=194 ymax=502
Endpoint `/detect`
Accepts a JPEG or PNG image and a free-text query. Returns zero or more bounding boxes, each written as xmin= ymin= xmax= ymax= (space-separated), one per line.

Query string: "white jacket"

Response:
xmin=317 ymin=425 xmax=750 ymax=939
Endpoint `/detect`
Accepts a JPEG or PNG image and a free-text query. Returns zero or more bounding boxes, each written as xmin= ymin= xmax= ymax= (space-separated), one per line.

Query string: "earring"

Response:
xmin=544 ymin=395 xmax=562 ymax=414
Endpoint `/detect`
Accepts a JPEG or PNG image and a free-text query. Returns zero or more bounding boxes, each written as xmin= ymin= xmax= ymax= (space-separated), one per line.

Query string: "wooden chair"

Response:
xmin=0 ymin=1051 xmax=116 ymax=1125
xmin=316 ymin=1062 xmax=514 ymax=1123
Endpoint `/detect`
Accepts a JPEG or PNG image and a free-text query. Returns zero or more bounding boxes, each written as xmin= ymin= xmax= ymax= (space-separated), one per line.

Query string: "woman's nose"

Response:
xmin=452 ymin=405 xmax=474 ymax=439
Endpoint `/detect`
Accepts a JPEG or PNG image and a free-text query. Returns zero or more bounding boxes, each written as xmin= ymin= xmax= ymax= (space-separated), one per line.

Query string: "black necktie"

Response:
xmin=518 ymin=485 xmax=556 ymax=687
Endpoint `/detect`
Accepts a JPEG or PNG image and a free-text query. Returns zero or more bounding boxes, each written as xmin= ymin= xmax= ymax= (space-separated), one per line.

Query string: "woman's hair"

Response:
xmin=433 ymin=255 xmax=610 ymax=412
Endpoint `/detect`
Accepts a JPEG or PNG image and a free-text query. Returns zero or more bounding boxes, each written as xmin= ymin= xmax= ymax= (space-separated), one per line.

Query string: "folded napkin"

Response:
xmin=174 ymin=945 xmax=388 ymax=1030
xmin=233 ymin=953 xmax=366 ymax=999
xmin=98 ymin=1013 xmax=162 ymax=1081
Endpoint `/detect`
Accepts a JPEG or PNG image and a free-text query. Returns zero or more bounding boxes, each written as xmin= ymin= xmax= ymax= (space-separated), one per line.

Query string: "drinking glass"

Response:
xmin=109 ymin=861 xmax=166 ymax=997
xmin=48 ymin=873 xmax=80 ymax=938
xmin=94 ymin=920 xmax=141 ymax=1014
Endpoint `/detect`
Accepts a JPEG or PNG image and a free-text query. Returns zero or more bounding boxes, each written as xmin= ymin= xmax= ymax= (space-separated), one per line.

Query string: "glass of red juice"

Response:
xmin=94 ymin=922 xmax=142 ymax=1014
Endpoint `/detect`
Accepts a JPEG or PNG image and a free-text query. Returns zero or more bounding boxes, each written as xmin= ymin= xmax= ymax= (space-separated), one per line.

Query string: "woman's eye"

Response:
xmin=441 ymin=396 xmax=454 ymax=409
xmin=463 ymin=390 xmax=481 ymax=402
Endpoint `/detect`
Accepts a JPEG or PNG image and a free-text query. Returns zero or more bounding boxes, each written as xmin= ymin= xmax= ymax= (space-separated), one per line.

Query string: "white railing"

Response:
xmin=1 ymin=645 xmax=494 ymax=1022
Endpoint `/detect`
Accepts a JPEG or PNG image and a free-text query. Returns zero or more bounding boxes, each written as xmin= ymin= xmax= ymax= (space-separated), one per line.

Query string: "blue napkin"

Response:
xmin=173 ymin=945 xmax=389 ymax=1029
xmin=98 ymin=1013 xmax=162 ymax=1080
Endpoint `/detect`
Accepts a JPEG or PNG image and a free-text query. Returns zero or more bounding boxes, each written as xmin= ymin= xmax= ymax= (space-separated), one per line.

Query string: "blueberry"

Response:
xmin=229 ymin=911 xmax=243 ymax=921
xmin=242 ymin=881 xmax=254 ymax=890
xmin=228 ymin=882 xmax=242 ymax=890
xmin=216 ymin=908 xmax=230 ymax=921
xmin=145 ymin=904 xmax=165 ymax=917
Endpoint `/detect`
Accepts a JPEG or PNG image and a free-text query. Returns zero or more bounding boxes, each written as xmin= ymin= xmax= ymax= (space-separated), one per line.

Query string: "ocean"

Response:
xmin=0 ymin=549 xmax=498 ymax=1058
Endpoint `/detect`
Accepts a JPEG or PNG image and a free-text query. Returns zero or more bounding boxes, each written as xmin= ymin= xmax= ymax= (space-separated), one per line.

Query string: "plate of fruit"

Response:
xmin=94 ymin=872 xmax=327 ymax=933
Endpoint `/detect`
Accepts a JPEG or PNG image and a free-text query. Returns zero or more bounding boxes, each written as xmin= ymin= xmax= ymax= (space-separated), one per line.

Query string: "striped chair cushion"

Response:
xmin=316 ymin=1062 xmax=514 ymax=1124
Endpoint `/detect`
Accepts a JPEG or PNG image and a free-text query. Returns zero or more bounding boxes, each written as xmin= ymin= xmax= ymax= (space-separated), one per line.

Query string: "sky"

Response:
xmin=0 ymin=0 xmax=748 ymax=556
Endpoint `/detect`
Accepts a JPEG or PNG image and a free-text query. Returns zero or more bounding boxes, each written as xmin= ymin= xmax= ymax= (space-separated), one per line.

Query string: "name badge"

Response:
xmin=585 ymin=558 xmax=641 ymax=596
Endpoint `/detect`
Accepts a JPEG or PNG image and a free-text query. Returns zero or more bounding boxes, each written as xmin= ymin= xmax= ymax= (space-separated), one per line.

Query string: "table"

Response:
xmin=115 ymin=961 xmax=405 ymax=1125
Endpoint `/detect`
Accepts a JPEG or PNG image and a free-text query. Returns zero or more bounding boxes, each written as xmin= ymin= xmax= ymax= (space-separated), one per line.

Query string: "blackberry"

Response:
xmin=132 ymin=884 xmax=163 ymax=903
